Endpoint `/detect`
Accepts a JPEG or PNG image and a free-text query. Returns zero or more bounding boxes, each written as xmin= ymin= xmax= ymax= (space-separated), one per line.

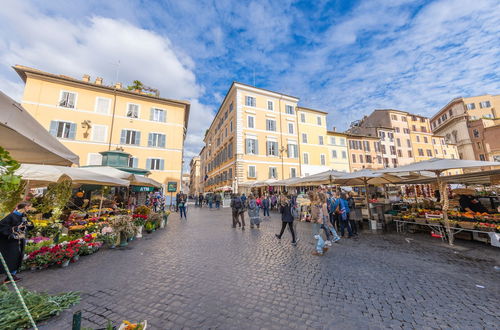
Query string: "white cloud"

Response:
xmin=0 ymin=1 xmax=211 ymax=172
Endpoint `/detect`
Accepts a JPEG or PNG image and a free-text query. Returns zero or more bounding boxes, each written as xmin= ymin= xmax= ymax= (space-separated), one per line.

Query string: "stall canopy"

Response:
xmin=293 ymin=170 xmax=347 ymax=186
xmin=16 ymin=164 xmax=129 ymax=187
xmin=0 ymin=91 xmax=79 ymax=166
xmin=398 ymin=169 xmax=500 ymax=185
xmin=83 ymin=166 xmax=162 ymax=188
xmin=377 ymin=158 xmax=500 ymax=245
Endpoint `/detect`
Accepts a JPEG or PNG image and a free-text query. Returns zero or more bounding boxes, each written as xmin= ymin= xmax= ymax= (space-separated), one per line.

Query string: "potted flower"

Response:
xmin=144 ymin=221 xmax=155 ymax=234
xmin=148 ymin=213 xmax=162 ymax=230
xmin=110 ymin=215 xmax=135 ymax=247
xmin=133 ymin=215 xmax=147 ymax=238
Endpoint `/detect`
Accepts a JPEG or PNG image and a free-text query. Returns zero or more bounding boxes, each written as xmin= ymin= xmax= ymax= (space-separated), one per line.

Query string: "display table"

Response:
xmin=394 ymin=219 xmax=495 ymax=244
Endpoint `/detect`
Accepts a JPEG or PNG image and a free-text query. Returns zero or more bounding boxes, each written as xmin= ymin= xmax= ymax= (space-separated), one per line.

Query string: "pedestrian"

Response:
xmin=0 ymin=203 xmax=33 ymax=283
xmin=333 ymin=193 xmax=352 ymax=238
xmin=308 ymin=190 xmax=323 ymax=237
xmin=207 ymin=193 xmax=213 ymax=209
xmin=198 ymin=193 xmax=204 ymax=208
xmin=247 ymin=194 xmax=261 ymax=229
xmin=261 ymin=194 xmax=270 ymax=220
xmin=275 ymin=196 xmax=297 ymax=245
xmin=240 ymin=193 xmax=247 ymax=205
xmin=175 ymin=192 xmax=181 ymax=212
xmin=178 ymin=194 xmax=187 ymax=219
xmin=347 ymin=192 xmax=358 ymax=236
xmin=230 ymin=193 xmax=245 ymax=230
xmin=271 ymin=194 xmax=277 ymax=210
xmin=319 ymin=192 xmax=340 ymax=246
xmin=215 ymin=193 xmax=221 ymax=209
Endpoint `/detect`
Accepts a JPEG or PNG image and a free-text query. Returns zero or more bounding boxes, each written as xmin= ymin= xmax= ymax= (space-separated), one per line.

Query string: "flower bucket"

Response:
xmin=119 ymin=232 xmax=128 ymax=247
xmin=160 ymin=219 xmax=165 ymax=229
xmin=72 ymin=255 xmax=80 ymax=262
xmin=61 ymin=260 xmax=70 ymax=268
xmin=136 ymin=225 xmax=143 ymax=238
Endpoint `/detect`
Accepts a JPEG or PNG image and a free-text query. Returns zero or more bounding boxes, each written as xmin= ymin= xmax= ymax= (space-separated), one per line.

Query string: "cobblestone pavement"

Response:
xmin=19 ymin=207 xmax=500 ymax=329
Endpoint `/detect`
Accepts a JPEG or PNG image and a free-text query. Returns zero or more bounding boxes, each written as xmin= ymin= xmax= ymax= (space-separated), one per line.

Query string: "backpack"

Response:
xmin=233 ymin=197 xmax=243 ymax=209
xmin=248 ymin=199 xmax=257 ymax=210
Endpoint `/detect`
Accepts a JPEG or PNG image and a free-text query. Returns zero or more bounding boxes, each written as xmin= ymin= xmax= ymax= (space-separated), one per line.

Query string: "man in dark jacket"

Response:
xmin=275 ymin=196 xmax=297 ymax=245
xmin=230 ymin=194 xmax=245 ymax=229
xmin=0 ymin=203 xmax=32 ymax=283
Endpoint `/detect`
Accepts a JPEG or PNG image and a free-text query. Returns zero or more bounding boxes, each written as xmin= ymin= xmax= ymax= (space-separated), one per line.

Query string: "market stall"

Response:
xmin=379 ymin=158 xmax=500 ymax=245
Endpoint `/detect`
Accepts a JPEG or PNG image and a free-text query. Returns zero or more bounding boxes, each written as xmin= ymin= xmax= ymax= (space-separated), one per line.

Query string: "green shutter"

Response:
xmin=148 ymin=133 xmax=153 ymax=147
xmin=146 ymin=158 xmax=151 ymax=170
xmin=135 ymin=131 xmax=141 ymax=145
xmin=120 ymin=130 xmax=126 ymax=144
xmin=160 ymin=159 xmax=165 ymax=170
xmin=69 ymin=123 xmax=77 ymax=139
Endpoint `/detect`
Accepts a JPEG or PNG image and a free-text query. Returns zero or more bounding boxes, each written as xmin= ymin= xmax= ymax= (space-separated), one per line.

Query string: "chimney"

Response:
xmin=115 ymin=82 xmax=122 ymax=89
xmin=82 ymin=74 xmax=90 ymax=83
xmin=95 ymin=77 xmax=103 ymax=85
xmin=332 ymin=126 xmax=336 ymax=132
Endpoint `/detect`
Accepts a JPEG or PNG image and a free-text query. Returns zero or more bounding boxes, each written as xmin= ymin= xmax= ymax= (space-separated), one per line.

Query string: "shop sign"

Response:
xmin=132 ymin=186 xmax=154 ymax=192
xmin=167 ymin=182 xmax=177 ymax=192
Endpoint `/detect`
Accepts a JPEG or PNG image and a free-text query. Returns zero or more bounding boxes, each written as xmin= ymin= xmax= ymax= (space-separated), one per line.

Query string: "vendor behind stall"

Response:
xmin=459 ymin=194 xmax=488 ymax=213
xmin=70 ymin=191 xmax=89 ymax=210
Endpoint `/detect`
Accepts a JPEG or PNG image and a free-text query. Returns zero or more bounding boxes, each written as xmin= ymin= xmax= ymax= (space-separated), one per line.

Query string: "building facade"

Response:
xmin=468 ymin=118 xmax=500 ymax=162
xmin=201 ymin=82 xmax=334 ymax=192
xmin=349 ymin=109 xmax=458 ymax=166
xmin=431 ymin=94 xmax=500 ymax=161
xmin=189 ymin=156 xmax=202 ymax=195
xmin=14 ymin=65 xmax=190 ymax=186
xmin=326 ymin=131 xmax=350 ymax=172
xmin=346 ymin=134 xmax=384 ymax=172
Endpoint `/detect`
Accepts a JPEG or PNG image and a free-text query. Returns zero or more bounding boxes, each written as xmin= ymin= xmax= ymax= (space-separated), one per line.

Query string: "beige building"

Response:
xmin=350 ymin=109 xmax=458 ymax=166
xmin=14 ymin=65 xmax=190 ymax=186
xmin=346 ymin=133 xmax=384 ymax=172
xmin=201 ymin=82 xmax=333 ymax=192
xmin=189 ymin=156 xmax=202 ymax=195
xmin=468 ymin=118 xmax=500 ymax=162
xmin=431 ymin=94 xmax=500 ymax=161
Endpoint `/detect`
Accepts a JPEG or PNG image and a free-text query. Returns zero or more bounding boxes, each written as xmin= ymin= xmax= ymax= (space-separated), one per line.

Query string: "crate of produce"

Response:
xmin=415 ymin=218 xmax=427 ymax=224
xmin=457 ymin=221 xmax=476 ymax=230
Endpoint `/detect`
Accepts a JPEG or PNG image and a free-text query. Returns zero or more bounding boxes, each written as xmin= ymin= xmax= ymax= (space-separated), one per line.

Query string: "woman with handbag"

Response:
xmin=0 ymin=203 xmax=33 ymax=284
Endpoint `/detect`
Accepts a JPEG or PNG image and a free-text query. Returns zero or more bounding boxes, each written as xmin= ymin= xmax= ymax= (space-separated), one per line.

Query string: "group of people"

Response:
xmin=230 ymin=187 xmax=358 ymax=254
xmin=230 ymin=193 xmax=277 ymax=230
xmin=195 ymin=193 xmax=223 ymax=209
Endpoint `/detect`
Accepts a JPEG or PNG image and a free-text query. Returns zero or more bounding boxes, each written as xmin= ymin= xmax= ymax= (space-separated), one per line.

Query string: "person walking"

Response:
xmin=247 ymin=194 xmax=261 ymax=229
xmin=308 ymin=191 xmax=322 ymax=237
xmin=230 ymin=194 xmax=245 ymax=229
xmin=0 ymin=203 xmax=33 ymax=283
xmin=275 ymin=196 xmax=297 ymax=245
xmin=347 ymin=192 xmax=358 ymax=236
xmin=271 ymin=194 xmax=277 ymax=210
xmin=215 ymin=193 xmax=221 ymax=209
xmin=333 ymin=193 xmax=352 ymax=238
xmin=240 ymin=193 xmax=247 ymax=205
xmin=198 ymin=193 xmax=204 ymax=208
xmin=261 ymin=194 xmax=270 ymax=220
xmin=178 ymin=194 xmax=187 ymax=219
xmin=207 ymin=193 xmax=213 ymax=209
xmin=319 ymin=192 xmax=340 ymax=246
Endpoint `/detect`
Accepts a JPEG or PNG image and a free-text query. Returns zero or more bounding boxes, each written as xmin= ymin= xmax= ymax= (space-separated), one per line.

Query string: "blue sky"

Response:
xmin=1 ymin=0 xmax=499 ymax=169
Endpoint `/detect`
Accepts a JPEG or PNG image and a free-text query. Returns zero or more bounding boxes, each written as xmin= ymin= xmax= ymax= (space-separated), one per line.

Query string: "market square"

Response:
xmin=1 ymin=0 xmax=499 ymax=329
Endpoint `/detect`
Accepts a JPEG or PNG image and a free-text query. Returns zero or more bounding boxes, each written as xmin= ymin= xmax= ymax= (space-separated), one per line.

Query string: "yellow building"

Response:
xmin=14 ymin=65 xmax=190 ymax=186
xmin=201 ymin=82 xmax=332 ymax=191
xmin=326 ymin=131 xmax=350 ymax=172
xmin=296 ymin=107 xmax=331 ymax=176
xmin=431 ymin=94 xmax=500 ymax=161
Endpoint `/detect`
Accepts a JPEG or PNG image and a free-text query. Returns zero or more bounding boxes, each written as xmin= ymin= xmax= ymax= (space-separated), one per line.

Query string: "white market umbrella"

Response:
xmin=378 ymin=158 xmax=500 ymax=245
xmin=294 ymin=170 xmax=346 ymax=186
xmin=84 ymin=166 xmax=161 ymax=188
xmin=0 ymin=91 xmax=79 ymax=165
xmin=16 ymin=164 xmax=129 ymax=187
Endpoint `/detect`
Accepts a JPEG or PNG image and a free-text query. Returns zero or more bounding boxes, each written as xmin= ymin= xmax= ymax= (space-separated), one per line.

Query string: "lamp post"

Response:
xmin=279 ymin=145 xmax=288 ymax=180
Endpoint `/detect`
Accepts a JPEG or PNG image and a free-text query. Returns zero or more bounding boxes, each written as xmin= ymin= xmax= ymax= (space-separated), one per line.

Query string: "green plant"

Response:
xmin=0 ymin=147 xmax=25 ymax=215
xmin=40 ymin=180 xmax=73 ymax=219
xmin=148 ymin=212 xmax=162 ymax=228
xmin=127 ymin=80 xmax=144 ymax=91
xmin=144 ymin=221 xmax=155 ymax=232
xmin=110 ymin=215 xmax=136 ymax=237
xmin=0 ymin=286 xmax=80 ymax=329
xmin=134 ymin=205 xmax=151 ymax=216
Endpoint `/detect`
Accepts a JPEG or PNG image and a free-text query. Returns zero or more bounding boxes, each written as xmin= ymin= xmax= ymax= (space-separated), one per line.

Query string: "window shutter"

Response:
xmin=268 ymin=167 xmax=272 ymax=179
xmin=255 ymin=140 xmax=258 ymax=154
xmin=69 ymin=123 xmax=77 ymax=139
xmin=135 ymin=131 xmax=141 ymax=145
xmin=161 ymin=110 xmax=166 ymax=122
xmin=160 ymin=134 xmax=166 ymax=148
xmin=245 ymin=139 xmax=250 ymax=153
xmin=49 ymin=121 xmax=58 ymax=136
xmin=287 ymin=144 xmax=291 ymax=158
xmin=68 ymin=93 xmax=76 ymax=108
xmin=160 ymin=159 xmax=165 ymax=170
xmin=266 ymin=141 xmax=270 ymax=156
xmin=120 ymin=130 xmax=126 ymax=144
xmin=146 ymin=158 xmax=151 ymax=170
xmin=148 ymin=133 xmax=153 ymax=147
xmin=150 ymin=108 xmax=154 ymax=121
